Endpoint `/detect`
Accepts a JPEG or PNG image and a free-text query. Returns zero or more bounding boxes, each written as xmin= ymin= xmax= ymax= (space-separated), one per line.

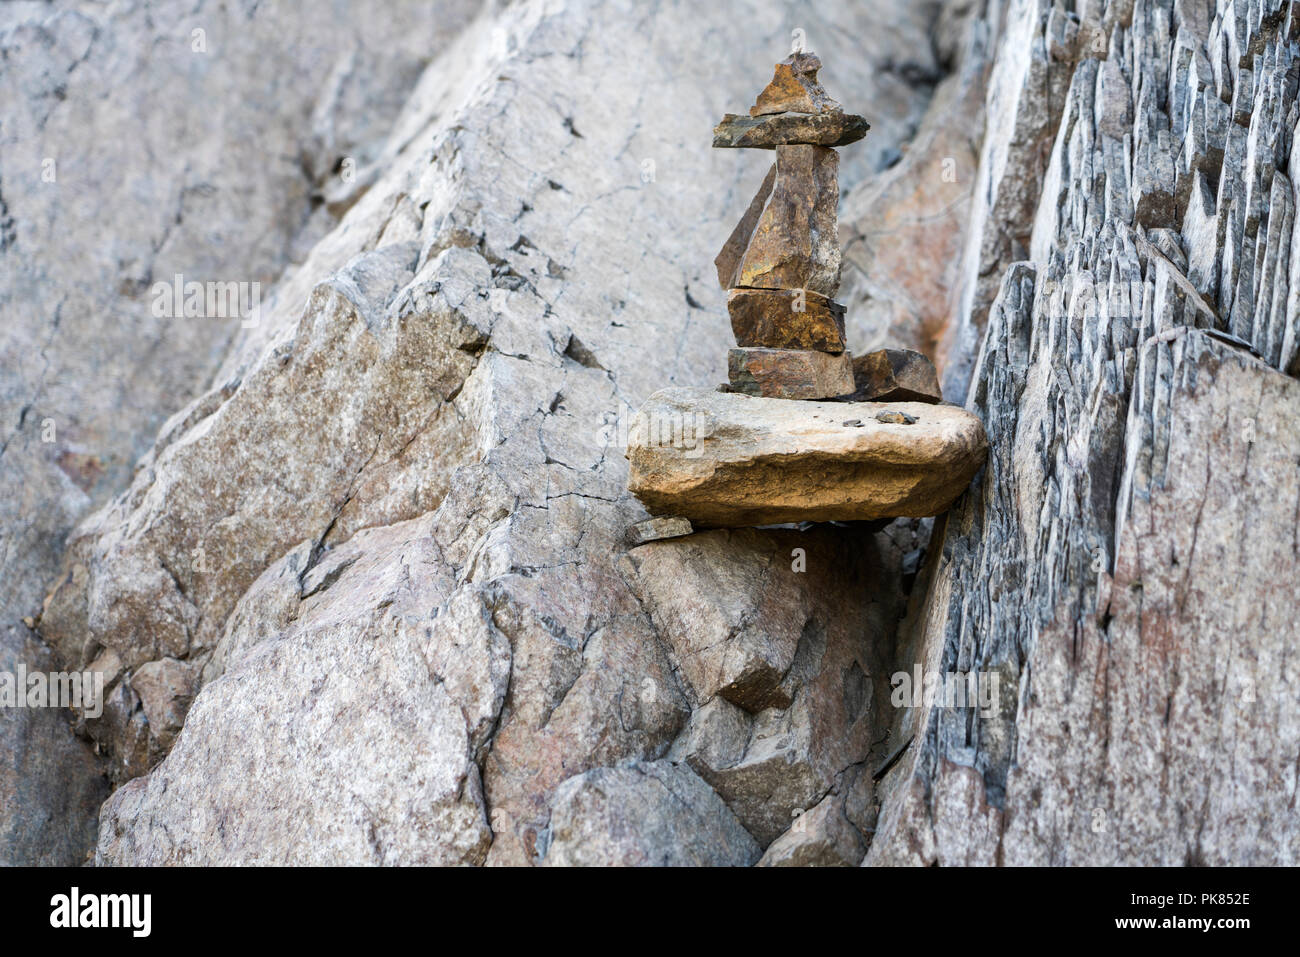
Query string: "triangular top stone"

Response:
xmin=749 ymin=51 xmax=840 ymax=117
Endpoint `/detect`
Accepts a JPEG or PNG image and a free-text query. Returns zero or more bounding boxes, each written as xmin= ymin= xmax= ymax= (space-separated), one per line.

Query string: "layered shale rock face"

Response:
xmin=8 ymin=0 xmax=1299 ymax=867
xmin=867 ymin=0 xmax=1300 ymax=866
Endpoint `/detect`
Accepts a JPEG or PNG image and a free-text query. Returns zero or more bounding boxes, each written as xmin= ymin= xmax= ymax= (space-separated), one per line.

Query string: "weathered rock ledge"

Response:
xmin=626 ymin=387 xmax=987 ymax=526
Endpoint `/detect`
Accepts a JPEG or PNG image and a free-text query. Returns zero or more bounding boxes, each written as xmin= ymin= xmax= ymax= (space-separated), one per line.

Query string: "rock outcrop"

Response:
xmin=626 ymin=525 xmax=906 ymax=847
xmin=0 ymin=0 xmax=477 ymax=864
xmin=6 ymin=0 xmax=1297 ymax=868
xmin=0 ymin=628 xmax=107 ymax=865
xmin=539 ymin=761 xmax=761 ymax=866
xmin=18 ymin=0 xmax=943 ymax=865
xmin=866 ymin=0 xmax=1300 ymax=866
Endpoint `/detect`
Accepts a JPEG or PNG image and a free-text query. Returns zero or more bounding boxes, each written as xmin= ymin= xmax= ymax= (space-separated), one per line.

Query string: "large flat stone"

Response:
xmin=713 ymin=111 xmax=869 ymax=149
xmin=627 ymin=387 xmax=987 ymax=526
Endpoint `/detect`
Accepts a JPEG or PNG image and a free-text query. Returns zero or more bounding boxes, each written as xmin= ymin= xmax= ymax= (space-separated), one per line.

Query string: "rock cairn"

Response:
xmin=624 ymin=51 xmax=988 ymax=530
xmin=713 ymin=52 xmax=867 ymax=400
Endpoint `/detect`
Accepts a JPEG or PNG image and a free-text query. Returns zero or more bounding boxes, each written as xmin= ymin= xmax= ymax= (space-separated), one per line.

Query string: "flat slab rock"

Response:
xmin=624 ymin=515 xmax=693 ymax=545
xmin=713 ymin=111 xmax=869 ymax=149
xmin=626 ymin=387 xmax=988 ymax=526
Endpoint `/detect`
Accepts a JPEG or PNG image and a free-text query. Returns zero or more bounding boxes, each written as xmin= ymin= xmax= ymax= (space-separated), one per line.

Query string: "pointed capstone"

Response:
xmin=750 ymin=52 xmax=840 ymax=117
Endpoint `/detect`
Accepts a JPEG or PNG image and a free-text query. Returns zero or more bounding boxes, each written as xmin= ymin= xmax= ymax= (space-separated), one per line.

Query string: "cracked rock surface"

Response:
xmin=7 ymin=0 xmax=1299 ymax=866
xmin=0 ymin=0 xmax=478 ymax=864
xmin=14 ymin=0 xmax=941 ymax=864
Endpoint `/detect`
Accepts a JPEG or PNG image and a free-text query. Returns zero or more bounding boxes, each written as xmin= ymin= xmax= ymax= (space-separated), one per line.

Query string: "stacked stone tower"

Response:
xmin=713 ymin=52 xmax=869 ymax=399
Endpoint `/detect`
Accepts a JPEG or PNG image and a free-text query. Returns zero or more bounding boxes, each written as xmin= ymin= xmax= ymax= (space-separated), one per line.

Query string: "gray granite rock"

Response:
xmin=0 ymin=626 xmax=107 ymax=865
xmin=757 ymin=793 xmax=866 ymax=866
xmin=637 ymin=523 xmax=901 ymax=849
xmin=12 ymin=0 xmax=1290 ymax=869
xmin=28 ymin=0 xmax=938 ymax=866
xmin=540 ymin=761 xmax=760 ymax=867
xmin=0 ymin=0 xmax=476 ymax=865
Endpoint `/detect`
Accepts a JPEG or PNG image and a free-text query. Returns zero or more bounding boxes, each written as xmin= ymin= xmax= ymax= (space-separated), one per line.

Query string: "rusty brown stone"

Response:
xmin=847 ymin=348 xmax=943 ymax=403
xmin=735 ymin=144 xmax=841 ymax=297
xmin=727 ymin=288 xmax=846 ymax=352
xmin=714 ymin=163 xmax=775 ymax=289
xmin=713 ymin=111 xmax=869 ymax=149
xmin=727 ymin=347 xmax=854 ymax=399
xmin=750 ymin=52 xmax=839 ymax=117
